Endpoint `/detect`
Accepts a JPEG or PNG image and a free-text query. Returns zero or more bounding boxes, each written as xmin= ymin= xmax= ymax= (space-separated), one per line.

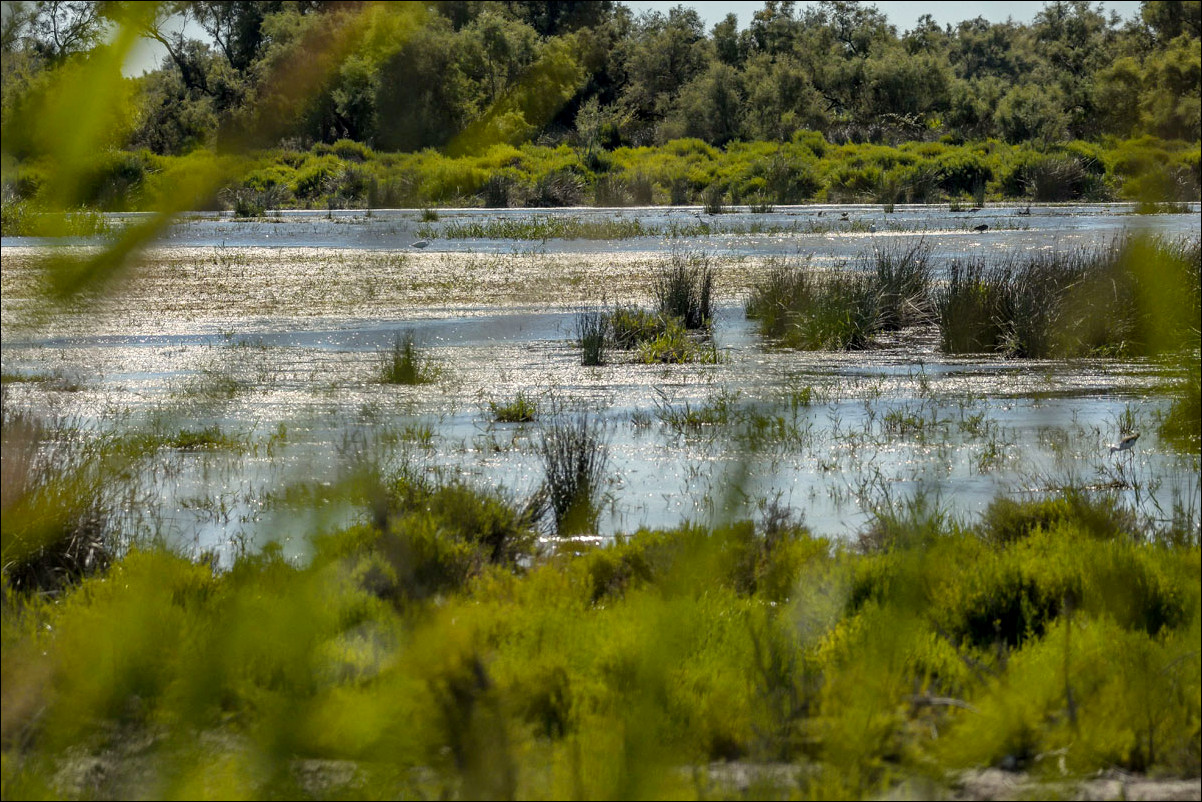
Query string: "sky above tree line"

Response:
xmin=626 ymin=1 xmax=1142 ymax=32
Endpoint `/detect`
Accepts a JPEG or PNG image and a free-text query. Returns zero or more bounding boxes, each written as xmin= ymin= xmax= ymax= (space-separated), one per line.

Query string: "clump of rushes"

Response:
xmin=937 ymin=237 xmax=1201 ymax=358
xmin=746 ymin=259 xmax=881 ymax=350
xmin=489 ymin=391 xmax=538 ymax=423
xmin=536 ymin=415 xmax=610 ymax=536
xmin=576 ymin=309 xmax=609 ymax=366
xmin=654 ymin=252 xmax=714 ymax=330
xmin=608 ymin=306 xmax=670 ymax=349
xmin=380 ymin=330 xmax=439 ymax=385
xmin=936 ymin=258 xmax=1012 ymax=353
xmin=869 ymin=239 xmax=934 ymax=331
xmin=637 ymin=318 xmax=721 ymax=364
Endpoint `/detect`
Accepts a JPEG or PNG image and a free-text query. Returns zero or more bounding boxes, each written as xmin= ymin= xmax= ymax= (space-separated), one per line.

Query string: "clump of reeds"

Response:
xmin=536 ymin=415 xmax=610 ymax=536
xmin=489 ymin=391 xmax=539 ymax=423
xmin=654 ymin=252 xmax=714 ymax=330
xmin=745 ymin=259 xmax=880 ymax=350
xmin=702 ymin=183 xmax=725 ymax=214
xmin=936 ymin=237 xmax=1201 ymax=358
xmin=1 ymin=393 xmax=112 ymax=593
xmin=868 ymin=239 xmax=934 ymax=331
xmin=380 ymin=330 xmax=439 ymax=384
xmin=575 ymin=309 xmax=610 ymax=366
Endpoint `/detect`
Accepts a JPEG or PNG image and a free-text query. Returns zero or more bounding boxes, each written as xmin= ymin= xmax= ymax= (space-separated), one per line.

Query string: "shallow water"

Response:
xmin=2 ymin=205 xmax=1198 ymax=562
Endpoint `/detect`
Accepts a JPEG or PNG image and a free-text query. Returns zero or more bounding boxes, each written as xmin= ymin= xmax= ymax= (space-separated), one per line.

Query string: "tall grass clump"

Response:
xmin=937 ymin=237 xmax=1201 ymax=358
xmin=746 ymin=259 xmax=881 ymax=350
xmin=654 ymin=252 xmax=714 ymax=330
xmin=536 ymin=415 xmax=610 ymax=536
xmin=702 ymin=183 xmax=725 ymax=214
xmin=867 ymin=239 xmax=934 ymax=331
xmin=379 ymin=330 xmax=439 ymax=384
xmin=608 ymin=306 xmax=670 ymax=349
xmin=936 ymin=258 xmax=1012 ymax=353
xmin=575 ymin=309 xmax=609 ymax=366
xmin=1 ymin=396 xmax=114 ymax=592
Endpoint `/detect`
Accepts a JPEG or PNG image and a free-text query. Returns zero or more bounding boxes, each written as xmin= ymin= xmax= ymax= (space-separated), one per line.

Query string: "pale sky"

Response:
xmin=623 ymin=1 xmax=1144 ymax=33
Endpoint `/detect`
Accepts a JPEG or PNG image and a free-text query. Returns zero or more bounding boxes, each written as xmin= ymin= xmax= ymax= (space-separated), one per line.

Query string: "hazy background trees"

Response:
xmin=1 ymin=0 xmax=1198 ymax=157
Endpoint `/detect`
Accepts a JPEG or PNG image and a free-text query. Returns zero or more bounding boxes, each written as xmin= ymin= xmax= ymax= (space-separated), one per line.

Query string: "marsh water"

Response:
xmin=2 ymin=203 xmax=1199 ymax=562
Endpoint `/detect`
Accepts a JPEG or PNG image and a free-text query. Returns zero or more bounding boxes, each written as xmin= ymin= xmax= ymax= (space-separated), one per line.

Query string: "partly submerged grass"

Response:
xmin=745 ymin=260 xmax=881 ymax=351
xmin=936 ymin=237 xmax=1201 ymax=358
xmin=654 ymin=252 xmax=714 ymax=330
xmin=535 ymin=414 xmax=610 ymax=536
xmin=379 ymin=331 xmax=440 ymax=385
xmin=488 ymin=391 xmax=539 ymax=423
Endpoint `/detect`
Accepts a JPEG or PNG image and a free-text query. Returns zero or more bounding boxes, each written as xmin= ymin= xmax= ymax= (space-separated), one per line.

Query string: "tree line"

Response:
xmin=1 ymin=0 xmax=1199 ymax=162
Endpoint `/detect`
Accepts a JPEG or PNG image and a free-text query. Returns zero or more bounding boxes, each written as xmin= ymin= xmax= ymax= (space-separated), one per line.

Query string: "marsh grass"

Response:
xmin=868 ymin=239 xmax=934 ymax=331
xmin=380 ymin=330 xmax=439 ymax=384
xmin=488 ymin=391 xmax=539 ymax=423
xmin=636 ymin=319 xmax=721 ymax=364
xmin=575 ymin=309 xmax=610 ymax=366
xmin=703 ymin=183 xmax=726 ymax=214
xmin=937 ymin=237 xmax=1201 ymax=358
xmin=536 ymin=414 xmax=610 ymax=536
xmin=608 ymin=306 xmax=671 ymax=349
xmin=654 ymin=252 xmax=714 ymax=330
xmin=420 ymin=216 xmax=651 ymax=241
xmin=746 ymin=260 xmax=881 ymax=350
xmin=1 ymin=398 xmax=115 ymax=592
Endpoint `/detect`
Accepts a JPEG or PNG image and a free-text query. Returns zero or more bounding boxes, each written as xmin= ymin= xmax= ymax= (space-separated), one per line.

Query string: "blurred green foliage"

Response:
xmin=2 ymin=473 xmax=1199 ymax=798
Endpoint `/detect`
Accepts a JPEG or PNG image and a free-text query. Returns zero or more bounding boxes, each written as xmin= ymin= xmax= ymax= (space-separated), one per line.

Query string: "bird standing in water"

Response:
xmin=1110 ymin=431 xmax=1139 ymax=454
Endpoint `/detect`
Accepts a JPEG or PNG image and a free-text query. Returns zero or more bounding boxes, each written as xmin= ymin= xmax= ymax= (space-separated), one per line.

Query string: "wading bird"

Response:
xmin=1110 ymin=431 xmax=1139 ymax=454
xmin=973 ymin=223 xmax=989 ymax=232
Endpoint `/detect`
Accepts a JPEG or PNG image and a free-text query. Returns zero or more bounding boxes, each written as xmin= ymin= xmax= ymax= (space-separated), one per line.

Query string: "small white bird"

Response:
xmin=411 ymin=240 xmax=430 ymax=249
xmin=1110 ymin=431 xmax=1139 ymax=454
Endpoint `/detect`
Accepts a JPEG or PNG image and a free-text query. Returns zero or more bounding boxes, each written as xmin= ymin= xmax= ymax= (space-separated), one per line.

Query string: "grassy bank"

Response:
xmin=2 ymin=135 xmax=1198 ymax=229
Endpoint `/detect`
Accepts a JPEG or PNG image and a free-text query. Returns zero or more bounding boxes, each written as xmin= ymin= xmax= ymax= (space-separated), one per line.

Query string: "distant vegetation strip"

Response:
xmin=3 ymin=135 xmax=1197 ymax=232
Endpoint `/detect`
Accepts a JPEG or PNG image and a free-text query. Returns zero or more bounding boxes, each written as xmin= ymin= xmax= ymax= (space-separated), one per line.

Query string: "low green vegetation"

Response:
xmin=488 ymin=391 xmax=539 ymax=423
xmin=3 ymin=453 xmax=1198 ymax=799
xmin=379 ymin=331 xmax=440 ymax=385
xmin=936 ymin=238 xmax=1201 ymax=358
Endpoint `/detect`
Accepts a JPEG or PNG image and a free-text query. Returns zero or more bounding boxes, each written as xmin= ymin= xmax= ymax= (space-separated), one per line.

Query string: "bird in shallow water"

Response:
xmin=1110 ymin=431 xmax=1139 ymax=453
xmin=411 ymin=240 xmax=430 ymax=248
xmin=973 ymin=223 xmax=989 ymax=232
